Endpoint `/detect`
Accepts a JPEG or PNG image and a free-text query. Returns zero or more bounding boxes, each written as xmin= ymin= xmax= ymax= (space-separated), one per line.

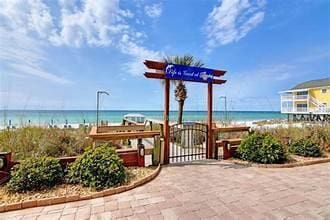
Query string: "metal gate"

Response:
xmin=169 ymin=122 xmax=208 ymax=163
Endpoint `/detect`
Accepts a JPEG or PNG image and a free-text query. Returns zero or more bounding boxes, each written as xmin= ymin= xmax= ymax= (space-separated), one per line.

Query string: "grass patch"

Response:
xmin=0 ymin=126 xmax=92 ymax=160
xmin=257 ymin=124 xmax=330 ymax=153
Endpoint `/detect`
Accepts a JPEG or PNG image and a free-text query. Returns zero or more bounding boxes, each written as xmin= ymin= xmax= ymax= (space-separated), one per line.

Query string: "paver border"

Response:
xmin=228 ymin=157 xmax=330 ymax=168
xmin=0 ymin=164 xmax=161 ymax=213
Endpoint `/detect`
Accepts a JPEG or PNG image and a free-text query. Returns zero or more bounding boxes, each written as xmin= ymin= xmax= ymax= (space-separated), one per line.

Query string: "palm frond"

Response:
xmin=164 ymin=54 xmax=204 ymax=67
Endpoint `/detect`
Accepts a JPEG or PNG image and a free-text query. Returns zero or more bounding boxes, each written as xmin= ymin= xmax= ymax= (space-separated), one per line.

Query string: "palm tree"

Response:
xmin=164 ymin=55 xmax=204 ymax=124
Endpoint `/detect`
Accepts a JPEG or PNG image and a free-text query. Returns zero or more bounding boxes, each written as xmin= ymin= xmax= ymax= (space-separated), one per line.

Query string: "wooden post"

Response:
xmin=222 ymin=141 xmax=231 ymax=159
xmin=137 ymin=144 xmax=145 ymax=167
xmin=164 ymin=79 xmax=170 ymax=164
xmin=207 ymin=82 xmax=213 ymax=159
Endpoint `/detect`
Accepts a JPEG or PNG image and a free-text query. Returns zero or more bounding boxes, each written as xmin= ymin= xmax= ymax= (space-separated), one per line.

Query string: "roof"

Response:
xmin=291 ymin=78 xmax=330 ymax=90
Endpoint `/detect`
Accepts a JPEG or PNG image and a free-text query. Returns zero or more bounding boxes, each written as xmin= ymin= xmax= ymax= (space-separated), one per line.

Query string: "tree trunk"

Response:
xmin=178 ymin=100 xmax=184 ymax=124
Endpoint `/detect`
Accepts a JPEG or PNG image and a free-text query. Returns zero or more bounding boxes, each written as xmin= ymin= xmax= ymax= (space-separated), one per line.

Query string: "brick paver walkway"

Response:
xmin=1 ymin=161 xmax=330 ymax=220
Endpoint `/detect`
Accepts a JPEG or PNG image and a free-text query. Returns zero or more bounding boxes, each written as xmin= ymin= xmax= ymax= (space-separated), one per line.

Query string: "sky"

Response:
xmin=0 ymin=0 xmax=329 ymax=111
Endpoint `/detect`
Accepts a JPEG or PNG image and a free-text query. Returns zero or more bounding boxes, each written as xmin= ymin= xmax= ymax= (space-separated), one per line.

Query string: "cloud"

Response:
xmin=0 ymin=0 xmax=71 ymax=84
xmin=0 ymin=0 xmax=56 ymax=45
xmin=0 ymin=28 xmax=71 ymax=84
xmin=50 ymin=0 xmax=134 ymax=47
xmin=9 ymin=62 xmax=71 ymax=85
xmin=49 ymin=0 xmax=161 ymax=74
xmin=144 ymin=3 xmax=162 ymax=18
xmin=204 ymin=0 xmax=266 ymax=49
xmin=0 ymin=0 xmax=161 ymax=77
xmin=118 ymin=34 xmax=162 ymax=75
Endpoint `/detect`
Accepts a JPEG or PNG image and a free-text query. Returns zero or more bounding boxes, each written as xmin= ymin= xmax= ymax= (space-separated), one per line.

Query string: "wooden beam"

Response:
xmin=89 ymin=130 xmax=161 ymax=141
xmin=213 ymin=126 xmax=250 ymax=133
xmin=213 ymin=70 xmax=226 ymax=77
xmin=144 ymin=72 xmax=165 ymax=79
xmin=212 ymin=79 xmax=227 ymax=84
xmin=144 ymin=60 xmax=166 ymax=70
xmin=97 ymin=125 xmax=145 ymax=133
xmin=215 ymin=139 xmax=242 ymax=146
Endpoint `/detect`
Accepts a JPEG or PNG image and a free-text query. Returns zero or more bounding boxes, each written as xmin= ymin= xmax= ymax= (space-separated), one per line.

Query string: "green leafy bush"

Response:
xmin=236 ymin=133 xmax=287 ymax=164
xmin=7 ymin=157 xmax=63 ymax=192
xmin=67 ymin=145 xmax=127 ymax=190
xmin=289 ymin=139 xmax=321 ymax=157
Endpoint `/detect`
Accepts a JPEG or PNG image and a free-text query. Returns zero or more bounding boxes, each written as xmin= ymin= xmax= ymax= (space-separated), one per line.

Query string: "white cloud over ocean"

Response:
xmin=0 ymin=0 xmax=162 ymax=80
xmin=204 ymin=0 xmax=266 ymax=50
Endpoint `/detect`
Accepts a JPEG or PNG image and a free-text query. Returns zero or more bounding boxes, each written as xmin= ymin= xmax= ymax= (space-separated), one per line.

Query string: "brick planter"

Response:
xmin=0 ymin=164 xmax=161 ymax=213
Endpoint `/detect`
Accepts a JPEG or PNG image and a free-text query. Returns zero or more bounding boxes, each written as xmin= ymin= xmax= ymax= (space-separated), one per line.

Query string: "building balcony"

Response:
xmin=281 ymin=94 xmax=308 ymax=101
xmin=295 ymin=95 xmax=308 ymax=100
xmin=281 ymin=107 xmax=305 ymax=113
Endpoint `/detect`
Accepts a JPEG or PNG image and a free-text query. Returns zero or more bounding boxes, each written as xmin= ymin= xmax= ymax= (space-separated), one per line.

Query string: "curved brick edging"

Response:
xmin=0 ymin=164 xmax=161 ymax=213
xmin=229 ymin=157 xmax=330 ymax=168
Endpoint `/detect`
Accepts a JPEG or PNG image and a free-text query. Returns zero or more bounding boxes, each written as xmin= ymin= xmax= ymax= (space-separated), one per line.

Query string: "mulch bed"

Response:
xmin=0 ymin=166 xmax=155 ymax=205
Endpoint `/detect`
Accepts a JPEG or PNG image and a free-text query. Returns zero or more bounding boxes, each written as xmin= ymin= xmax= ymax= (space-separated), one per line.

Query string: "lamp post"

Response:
xmin=96 ymin=91 xmax=109 ymax=132
xmin=219 ymin=96 xmax=227 ymax=123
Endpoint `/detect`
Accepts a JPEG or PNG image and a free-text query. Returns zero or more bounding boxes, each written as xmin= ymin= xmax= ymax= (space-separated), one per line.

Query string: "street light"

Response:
xmin=96 ymin=90 xmax=109 ymax=132
xmin=219 ymin=96 xmax=227 ymax=123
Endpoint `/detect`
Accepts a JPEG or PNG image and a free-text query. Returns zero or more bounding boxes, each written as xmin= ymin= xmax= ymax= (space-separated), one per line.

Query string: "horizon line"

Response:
xmin=0 ymin=109 xmax=281 ymax=112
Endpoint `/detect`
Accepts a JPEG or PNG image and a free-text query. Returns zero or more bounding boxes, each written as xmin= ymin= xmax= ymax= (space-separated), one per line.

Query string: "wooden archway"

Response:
xmin=144 ymin=60 xmax=226 ymax=164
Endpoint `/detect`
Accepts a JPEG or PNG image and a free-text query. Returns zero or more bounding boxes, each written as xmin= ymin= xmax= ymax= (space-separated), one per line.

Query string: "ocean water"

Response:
xmin=0 ymin=110 xmax=285 ymax=127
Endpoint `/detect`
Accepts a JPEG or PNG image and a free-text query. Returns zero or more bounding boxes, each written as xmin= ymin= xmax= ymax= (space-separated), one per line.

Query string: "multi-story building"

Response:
xmin=280 ymin=78 xmax=330 ymax=122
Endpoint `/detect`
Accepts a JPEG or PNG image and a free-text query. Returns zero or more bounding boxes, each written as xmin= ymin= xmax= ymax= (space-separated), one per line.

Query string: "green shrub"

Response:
xmin=236 ymin=133 xmax=287 ymax=164
xmin=289 ymin=139 xmax=321 ymax=157
xmin=7 ymin=157 xmax=63 ymax=192
xmin=67 ymin=145 xmax=127 ymax=190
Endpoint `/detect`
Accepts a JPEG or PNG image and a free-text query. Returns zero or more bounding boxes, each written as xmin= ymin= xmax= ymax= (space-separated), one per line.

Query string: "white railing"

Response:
xmin=281 ymin=94 xmax=308 ymax=100
xmin=295 ymin=95 xmax=308 ymax=100
xmin=281 ymin=107 xmax=306 ymax=113
xmin=282 ymin=107 xmax=330 ymax=114
xmin=281 ymin=94 xmax=293 ymax=100
xmin=281 ymin=107 xmax=293 ymax=113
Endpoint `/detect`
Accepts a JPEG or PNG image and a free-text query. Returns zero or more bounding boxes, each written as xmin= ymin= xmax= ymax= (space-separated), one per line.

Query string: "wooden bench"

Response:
xmin=213 ymin=126 xmax=251 ymax=159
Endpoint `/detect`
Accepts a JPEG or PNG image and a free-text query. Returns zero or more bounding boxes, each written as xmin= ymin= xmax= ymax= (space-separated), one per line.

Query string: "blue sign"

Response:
xmin=165 ymin=64 xmax=214 ymax=82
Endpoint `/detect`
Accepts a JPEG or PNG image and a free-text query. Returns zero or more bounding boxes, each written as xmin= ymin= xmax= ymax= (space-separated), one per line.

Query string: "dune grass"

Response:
xmin=0 ymin=123 xmax=329 ymax=161
xmin=0 ymin=126 xmax=92 ymax=160
xmin=257 ymin=124 xmax=330 ymax=153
